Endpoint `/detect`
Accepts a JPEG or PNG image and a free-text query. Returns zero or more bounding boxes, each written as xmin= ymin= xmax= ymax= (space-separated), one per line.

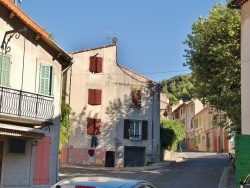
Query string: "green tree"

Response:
xmin=59 ymin=92 xmax=71 ymax=149
xmin=183 ymin=3 xmax=241 ymax=133
xmin=160 ymin=73 xmax=195 ymax=105
xmin=160 ymin=119 xmax=185 ymax=150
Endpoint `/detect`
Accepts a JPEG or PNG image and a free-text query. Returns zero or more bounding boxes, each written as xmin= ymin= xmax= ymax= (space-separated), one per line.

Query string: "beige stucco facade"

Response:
xmin=63 ymin=44 xmax=160 ymax=167
xmin=0 ymin=1 xmax=72 ymax=187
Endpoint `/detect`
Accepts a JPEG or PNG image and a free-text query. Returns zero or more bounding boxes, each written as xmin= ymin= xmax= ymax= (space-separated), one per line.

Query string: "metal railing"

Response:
xmin=0 ymin=86 xmax=54 ymax=120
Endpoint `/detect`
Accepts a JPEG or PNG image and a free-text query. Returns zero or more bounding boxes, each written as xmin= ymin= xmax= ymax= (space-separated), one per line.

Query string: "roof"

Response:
xmin=70 ymin=44 xmax=116 ymax=54
xmin=0 ymin=0 xmax=72 ymax=67
xmin=227 ymin=0 xmax=249 ymax=8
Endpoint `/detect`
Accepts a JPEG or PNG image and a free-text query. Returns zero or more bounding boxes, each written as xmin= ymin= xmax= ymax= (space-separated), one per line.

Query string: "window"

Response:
xmin=131 ymin=89 xmax=141 ymax=107
xmin=39 ymin=64 xmax=54 ymax=96
xmin=88 ymin=89 xmax=102 ymax=105
xmin=87 ymin=118 xmax=101 ymax=135
xmin=0 ymin=53 xmax=11 ymax=87
xmin=89 ymin=56 xmax=103 ymax=73
xmin=124 ymin=119 xmax=148 ymax=140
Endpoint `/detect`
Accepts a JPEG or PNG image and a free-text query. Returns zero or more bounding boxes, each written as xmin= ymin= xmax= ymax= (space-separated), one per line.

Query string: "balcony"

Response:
xmin=0 ymin=86 xmax=54 ymax=126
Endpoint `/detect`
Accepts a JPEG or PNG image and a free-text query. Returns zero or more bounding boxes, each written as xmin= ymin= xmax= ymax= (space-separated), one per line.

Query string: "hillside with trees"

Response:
xmin=159 ymin=73 xmax=195 ymax=105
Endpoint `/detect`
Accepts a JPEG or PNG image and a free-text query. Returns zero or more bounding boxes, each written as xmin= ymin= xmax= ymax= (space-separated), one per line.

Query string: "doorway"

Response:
xmin=105 ymin=151 xmax=115 ymax=167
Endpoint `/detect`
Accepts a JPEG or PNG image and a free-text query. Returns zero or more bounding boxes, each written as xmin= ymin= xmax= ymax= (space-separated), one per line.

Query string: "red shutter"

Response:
xmin=131 ymin=90 xmax=141 ymax=107
xmin=87 ymin=118 xmax=95 ymax=135
xmin=96 ymin=57 xmax=103 ymax=73
xmin=95 ymin=90 xmax=102 ymax=105
xmin=88 ymin=89 xmax=95 ymax=105
xmin=142 ymin=121 xmax=148 ymax=140
xmin=95 ymin=119 xmax=101 ymax=135
xmin=33 ymin=136 xmax=51 ymax=185
xmin=124 ymin=119 xmax=130 ymax=139
xmin=89 ymin=57 xmax=96 ymax=72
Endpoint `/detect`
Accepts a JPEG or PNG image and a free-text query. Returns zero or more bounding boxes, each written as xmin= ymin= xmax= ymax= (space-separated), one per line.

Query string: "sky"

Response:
xmin=18 ymin=0 xmax=226 ymax=82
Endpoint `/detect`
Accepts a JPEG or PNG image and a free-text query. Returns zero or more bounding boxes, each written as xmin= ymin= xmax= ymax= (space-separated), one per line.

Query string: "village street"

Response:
xmin=58 ymin=152 xmax=233 ymax=188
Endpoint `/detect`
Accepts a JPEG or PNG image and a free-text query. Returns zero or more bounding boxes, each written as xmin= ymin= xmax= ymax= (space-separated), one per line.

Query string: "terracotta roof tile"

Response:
xmin=0 ymin=0 xmax=72 ymax=64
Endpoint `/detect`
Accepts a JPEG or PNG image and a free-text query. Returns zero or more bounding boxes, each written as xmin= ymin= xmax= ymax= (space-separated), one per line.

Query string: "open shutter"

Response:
xmin=95 ymin=90 xmax=102 ymax=105
xmin=89 ymin=57 xmax=96 ymax=72
xmin=88 ymin=89 xmax=95 ymax=105
xmin=124 ymin=119 xmax=130 ymax=139
xmin=33 ymin=136 xmax=51 ymax=185
xmin=50 ymin=66 xmax=55 ymax=96
xmin=1 ymin=54 xmax=11 ymax=87
xmin=87 ymin=118 xmax=95 ymax=135
xmin=142 ymin=120 xmax=148 ymax=140
xmin=39 ymin=64 xmax=51 ymax=95
xmin=96 ymin=57 xmax=103 ymax=73
xmin=95 ymin=119 xmax=101 ymax=135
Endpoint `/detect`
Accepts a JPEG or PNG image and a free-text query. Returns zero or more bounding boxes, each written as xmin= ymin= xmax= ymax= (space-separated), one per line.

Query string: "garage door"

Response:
xmin=124 ymin=147 xmax=145 ymax=167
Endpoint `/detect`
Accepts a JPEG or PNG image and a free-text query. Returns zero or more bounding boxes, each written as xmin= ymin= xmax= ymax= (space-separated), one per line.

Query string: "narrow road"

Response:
xmin=58 ymin=152 xmax=231 ymax=188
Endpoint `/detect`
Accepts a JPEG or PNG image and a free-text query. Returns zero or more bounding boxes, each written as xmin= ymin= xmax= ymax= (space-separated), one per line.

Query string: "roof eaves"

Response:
xmin=227 ymin=0 xmax=249 ymax=8
xmin=0 ymin=0 xmax=72 ymax=64
xmin=70 ymin=44 xmax=116 ymax=54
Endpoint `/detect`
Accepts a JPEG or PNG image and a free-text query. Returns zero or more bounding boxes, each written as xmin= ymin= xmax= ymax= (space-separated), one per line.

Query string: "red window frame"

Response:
xmin=88 ymin=89 xmax=102 ymax=105
xmin=87 ymin=118 xmax=101 ymax=135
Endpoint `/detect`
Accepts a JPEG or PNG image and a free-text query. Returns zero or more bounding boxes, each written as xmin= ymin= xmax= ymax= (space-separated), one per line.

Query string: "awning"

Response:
xmin=0 ymin=124 xmax=45 ymax=139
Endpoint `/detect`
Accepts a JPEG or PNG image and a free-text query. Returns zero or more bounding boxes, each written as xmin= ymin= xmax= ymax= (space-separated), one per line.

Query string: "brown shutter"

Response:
xmin=142 ymin=120 xmax=148 ymax=140
xmin=96 ymin=57 xmax=103 ymax=73
xmin=88 ymin=89 xmax=95 ymax=105
xmin=124 ymin=119 xmax=130 ymax=139
xmin=131 ymin=90 xmax=141 ymax=107
xmin=89 ymin=57 xmax=96 ymax=72
xmin=95 ymin=90 xmax=102 ymax=105
xmin=95 ymin=119 xmax=101 ymax=135
xmin=87 ymin=118 xmax=95 ymax=135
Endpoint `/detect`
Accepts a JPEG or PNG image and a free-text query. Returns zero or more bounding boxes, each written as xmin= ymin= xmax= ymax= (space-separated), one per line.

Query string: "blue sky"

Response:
xmin=19 ymin=1 xmax=226 ymax=82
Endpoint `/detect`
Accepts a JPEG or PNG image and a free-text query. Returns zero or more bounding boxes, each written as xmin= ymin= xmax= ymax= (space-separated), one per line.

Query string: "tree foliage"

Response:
xmin=160 ymin=119 xmax=185 ymax=150
xmin=160 ymin=74 xmax=195 ymax=105
xmin=59 ymin=92 xmax=71 ymax=149
xmin=183 ymin=3 xmax=241 ymax=133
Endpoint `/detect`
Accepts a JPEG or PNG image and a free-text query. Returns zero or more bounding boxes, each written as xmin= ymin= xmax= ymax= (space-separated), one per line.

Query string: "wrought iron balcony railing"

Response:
xmin=0 ymin=86 xmax=54 ymax=120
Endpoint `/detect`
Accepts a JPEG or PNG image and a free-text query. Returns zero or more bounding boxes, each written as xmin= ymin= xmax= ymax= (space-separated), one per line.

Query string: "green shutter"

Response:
xmin=0 ymin=54 xmax=11 ymax=87
xmin=39 ymin=64 xmax=52 ymax=95
xmin=50 ymin=66 xmax=54 ymax=96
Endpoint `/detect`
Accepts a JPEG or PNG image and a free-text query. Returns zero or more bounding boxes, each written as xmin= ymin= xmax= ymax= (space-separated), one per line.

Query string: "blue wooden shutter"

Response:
xmin=0 ymin=54 xmax=11 ymax=86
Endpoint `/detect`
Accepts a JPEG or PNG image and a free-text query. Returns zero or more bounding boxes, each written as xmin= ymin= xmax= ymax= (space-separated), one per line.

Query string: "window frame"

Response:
xmin=131 ymin=89 xmax=142 ymax=108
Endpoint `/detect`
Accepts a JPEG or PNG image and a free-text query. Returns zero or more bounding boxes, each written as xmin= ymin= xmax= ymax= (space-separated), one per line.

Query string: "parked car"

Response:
xmin=239 ymin=174 xmax=250 ymax=188
xmin=51 ymin=176 xmax=155 ymax=188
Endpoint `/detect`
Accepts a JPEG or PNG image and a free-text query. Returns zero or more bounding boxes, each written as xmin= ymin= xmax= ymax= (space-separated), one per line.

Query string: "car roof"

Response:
xmin=53 ymin=176 xmax=153 ymax=188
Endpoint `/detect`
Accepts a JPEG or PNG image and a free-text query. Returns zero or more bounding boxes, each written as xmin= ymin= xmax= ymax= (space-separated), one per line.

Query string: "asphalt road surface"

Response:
xmin=58 ymin=152 xmax=231 ymax=188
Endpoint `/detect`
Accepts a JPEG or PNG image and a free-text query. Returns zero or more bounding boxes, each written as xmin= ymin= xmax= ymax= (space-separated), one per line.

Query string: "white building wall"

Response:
xmin=66 ymin=45 xmax=160 ymax=167
xmin=241 ymin=1 xmax=250 ymax=134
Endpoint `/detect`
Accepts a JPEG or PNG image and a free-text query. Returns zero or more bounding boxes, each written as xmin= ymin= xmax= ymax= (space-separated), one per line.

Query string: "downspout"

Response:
xmin=151 ymin=83 xmax=155 ymax=156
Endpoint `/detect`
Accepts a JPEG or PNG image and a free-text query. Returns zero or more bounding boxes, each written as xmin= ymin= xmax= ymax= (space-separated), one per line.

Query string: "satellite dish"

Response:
xmin=112 ymin=37 xmax=117 ymax=44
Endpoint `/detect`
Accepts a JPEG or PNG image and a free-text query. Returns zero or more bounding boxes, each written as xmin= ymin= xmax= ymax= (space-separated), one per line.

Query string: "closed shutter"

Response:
xmin=96 ymin=57 xmax=103 ymax=73
xmin=0 ymin=54 xmax=11 ymax=86
xmin=131 ymin=90 xmax=141 ymax=107
xmin=142 ymin=120 xmax=148 ymax=140
xmin=89 ymin=57 xmax=96 ymax=72
xmin=87 ymin=118 xmax=95 ymax=135
xmin=88 ymin=89 xmax=95 ymax=105
xmin=124 ymin=119 xmax=130 ymax=139
xmin=39 ymin=64 xmax=51 ymax=95
xmin=95 ymin=90 xmax=102 ymax=105
xmin=33 ymin=136 xmax=51 ymax=185
xmin=50 ymin=66 xmax=55 ymax=96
